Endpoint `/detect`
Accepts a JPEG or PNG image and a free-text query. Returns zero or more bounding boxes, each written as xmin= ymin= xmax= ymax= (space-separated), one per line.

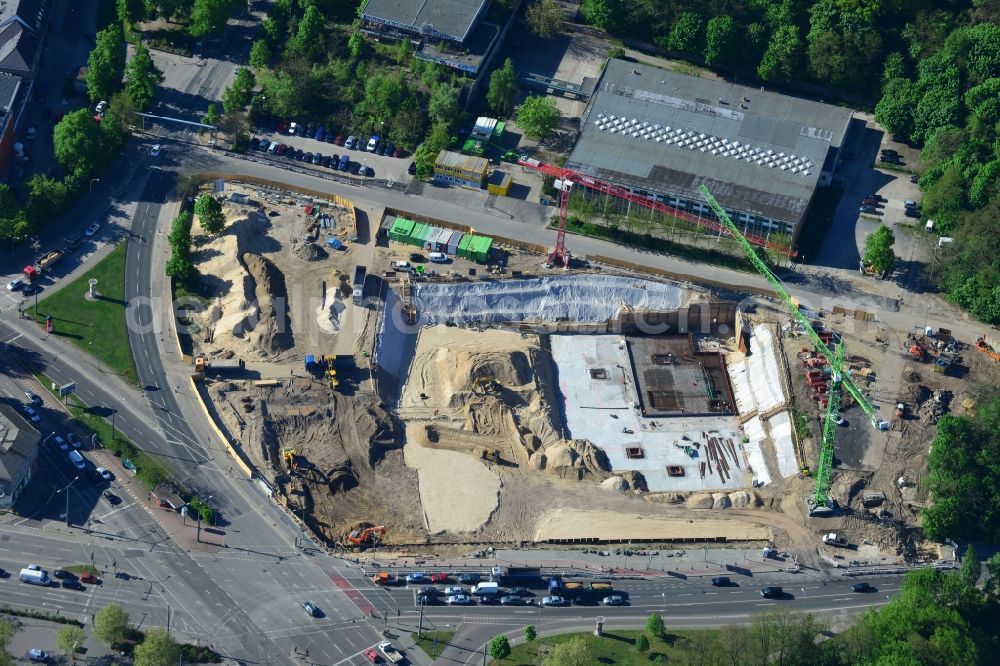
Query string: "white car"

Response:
xmin=23 ymin=406 xmax=40 ymax=423
xmin=443 ymin=586 xmax=464 ymax=596
xmin=7 ymin=278 xmax=24 ymax=291
xmin=541 ymin=595 xmax=567 ymax=606
xmin=95 ymin=100 xmax=108 ymax=116
xmin=446 ymin=594 xmax=471 ymax=605
xmin=96 ymin=467 xmax=112 ymax=481
xmin=26 ymin=649 xmax=47 ymax=662
xmin=53 ymin=435 xmax=68 ymax=451
xmin=85 ymin=222 xmax=99 ymax=237
xmin=150 ymin=144 xmax=161 ymax=157
xmin=68 ymin=450 xmax=85 ymax=470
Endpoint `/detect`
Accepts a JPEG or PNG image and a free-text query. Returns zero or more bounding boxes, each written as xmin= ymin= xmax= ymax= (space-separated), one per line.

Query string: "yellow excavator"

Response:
xmin=323 ymin=355 xmax=340 ymax=390
xmin=471 ymin=376 xmax=498 ymax=395
xmin=281 ymin=447 xmax=297 ymax=470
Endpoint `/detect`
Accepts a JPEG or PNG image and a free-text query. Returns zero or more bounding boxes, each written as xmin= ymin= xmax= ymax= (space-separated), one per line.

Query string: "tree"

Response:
xmin=86 ymin=25 xmax=126 ymax=102
xmin=874 ymin=78 xmax=919 ymax=139
xmin=646 ymin=611 xmax=665 ymax=637
xmin=56 ymin=626 xmax=87 ymax=657
xmin=704 ymin=15 xmax=734 ymax=67
xmin=195 ymin=195 xmax=225 ymax=234
xmin=249 ymin=39 xmax=272 ymax=68
xmin=487 ymin=58 xmax=518 ymax=117
xmin=428 ymin=84 xmax=460 ymax=125
xmin=348 ymin=32 xmax=365 ymax=59
xmin=53 ymin=109 xmax=113 ymax=179
xmin=526 ymin=0 xmax=563 ymax=40
xmin=94 ymin=604 xmax=131 ymax=646
xmin=222 ymin=68 xmax=255 ymax=114
xmin=757 ymin=24 xmax=802 ymax=82
xmin=133 ymin=627 xmax=180 ymax=666
xmin=543 ymin=637 xmax=589 ymax=666
xmin=488 ymin=635 xmax=511 ymax=660
xmin=580 ymin=0 xmax=611 ymax=30
xmin=124 ymin=44 xmax=164 ymax=111
xmin=524 ymin=625 xmax=537 ymax=642
xmin=516 ymin=95 xmax=560 ymax=139
xmin=291 ymin=4 xmax=325 ymax=58
xmin=666 ymin=12 xmax=703 ymax=53
xmin=117 ymin=0 xmax=145 ymax=23
xmin=412 ymin=121 xmax=450 ymax=178
xmin=25 ymin=175 xmax=72 ymax=228
xmin=190 ymin=0 xmax=238 ymax=37
xmin=635 ymin=633 xmax=649 ymax=652
xmin=201 ymin=103 xmax=221 ymax=127
xmin=862 ymin=225 xmax=895 ymax=276
xmin=962 ymin=545 xmax=982 ymax=588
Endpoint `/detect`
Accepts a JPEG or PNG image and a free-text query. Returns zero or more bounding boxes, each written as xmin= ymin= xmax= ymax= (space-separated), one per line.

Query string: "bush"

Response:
xmin=525 ymin=625 xmax=537 ymax=642
xmin=635 ymin=633 xmax=649 ymax=652
xmin=646 ymin=612 xmax=665 ymax=637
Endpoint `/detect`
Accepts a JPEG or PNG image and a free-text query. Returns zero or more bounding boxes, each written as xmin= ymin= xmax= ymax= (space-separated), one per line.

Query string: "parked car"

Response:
xmin=96 ymin=467 xmax=112 ymax=481
xmin=53 ymin=435 xmax=68 ymax=450
xmin=375 ymin=142 xmax=387 ymax=156
xmin=910 ymin=175 xmax=918 ymax=183
xmin=443 ymin=586 xmax=464 ymax=596
xmin=345 ymin=135 xmax=357 ymax=150
xmin=405 ymin=572 xmax=425 ymax=584
xmin=760 ymin=586 xmax=783 ymax=599
xmin=257 ymin=139 xmax=270 ymax=152
xmin=267 ymin=142 xmax=279 ymax=154
xmin=312 ymin=153 xmax=324 ymax=165
xmin=509 ymin=586 xmax=531 ymax=597
xmin=23 ymin=406 xmax=40 ymax=423
xmin=363 ymin=166 xmax=375 ymax=177
xmin=711 ymin=576 xmax=731 ymax=586
xmin=542 ymin=595 xmax=567 ymax=606
xmin=339 ymin=155 xmax=351 ymax=171
xmin=429 ymin=573 xmax=449 ymax=583
xmin=79 ymin=573 xmax=99 ymax=584
xmin=249 ymin=137 xmax=260 ymax=150
xmin=62 ymin=579 xmax=85 ymax=591
xmin=458 ymin=573 xmax=480 ymax=584
xmin=276 ymin=144 xmax=288 ymax=156
xmin=852 ymin=582 xmax=875 ymax=593
xmin=302 ymin=152 xmax=313 ymax=163
xmin=446 ymin=594 xmax=472 ymax=605
xmin=417 ymin=586 xmax=436 ymax=598
xmin=85 ymin=222 xmax=100 ymax=237
xmin=150 ymin=144 xmax=162 ymax=157
xmin=364 ymin=648 xmax=381 ymax=663
xmin=68 ymin=450 xmax=85 ymax=469
xmin=334 ymin=133 xmax=345 ymax=146
xmin=349 ymin=162 xmax=361 ymax=174
xmin=6 ymin=278 xmax=24 ymax=291
xmin=904 ymin=208 xmax=921 ymax=218
xmin=860 ymin=205 xmax=878 ymax=214
xmin=428 ymin=252 xmax=448 ymax=263
xmin=903 ymin=199 xmax=918 ymax=208
xmin=384 ymin=142 xmax=395 ymax=157
xmin=314 ymin=125 xmax=325 ymax=141
xmin=366 ymin=134 xmax=379 ymax=151
xmin=407 ymin=162 xmax=416 ymax=175
xmin=26 ymin=649 xmax=47 ymax=663
xmin=500 ymin=595 xmax=524 ymax=606
xmin=103 ymin=490 xmax=121 ymax=505
xmin=602 ymin=595 xmax=625 ymax=606
xmin=303 ymin=601 xmax=319 ymax=617
xmin=25 ymin=391 xmax=41 ymax=405
xmin=53 ymin=570 xmax=75 ymax=579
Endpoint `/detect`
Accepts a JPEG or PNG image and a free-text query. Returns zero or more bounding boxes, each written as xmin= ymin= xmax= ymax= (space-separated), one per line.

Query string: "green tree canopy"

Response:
xmin=195 ymin=195 xmax=225 ymax=235
xmin=516 ymin=95 xmax=561 ymax=139
xmin=133 ymin=627 xmax=180 ymax=666
xmin=117 ymin=0 xmax=145 ymax=23
xmin=125 ymin=44 xmax=164 ymax=111
xmin=704 ymin=15 xmax=735 ymax=67
xmin=526 ymin=0 xmax=563 ymax=40
xmin=862 ymin=224 xmax=895 ymax=276
xmin=428 ymin=85 xmax=460 ymax=126
xmin=488 ymin=635 xmax=511 ymax=659
xmin=94 ymin=604 xmax=131 ymax=646
xmin=757 ymin=24 xmax=803 ymax=82
xmin=86 ymin=25 xmax=126 ymax=102
xmin=580 ymin=0 xmax=611 ymax=30
xmin=412 ymin=121 xmax=450 ymax=179
xmin=646 ymin=611 xmax=665 ymax=636
xmin=190 ymin=0 xmax=239 ymax=37
xmin=543 ymin=637 xmax=590 ymax=666
xmin=635 ymin=633 xmax=649 ymax=652
xmin=56 ymin=626 xmax=87 ymax=656
xmin=524 ymin=625 xmax=537 ymax=642
xmin=487 ymin=58 xmax=518 ymax=117
xmin=249 ymin=39 xmax=272 ymax=69
xmin=53 ymin=109 xmax=114 ymax=179
xmin=202 ymin=103 xmax=221 ymax=127
xmin=665 ymin=12 xmax=704 ymax=53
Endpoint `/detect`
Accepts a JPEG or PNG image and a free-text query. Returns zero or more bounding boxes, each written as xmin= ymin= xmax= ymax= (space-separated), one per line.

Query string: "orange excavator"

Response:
xmin=346 ymin=525 xmax=386 ymax=549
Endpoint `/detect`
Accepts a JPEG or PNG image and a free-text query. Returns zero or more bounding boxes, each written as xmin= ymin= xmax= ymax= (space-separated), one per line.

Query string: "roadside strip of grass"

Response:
xmin=28 ymin=243 xmax=139 ymax=385
xmin=411 ymin=631 xmax=456 ymax=660
xmin=32 ymin=370 xmax=171 ymax=490
xmin=496 ymin=628 xmax=719 ymax=665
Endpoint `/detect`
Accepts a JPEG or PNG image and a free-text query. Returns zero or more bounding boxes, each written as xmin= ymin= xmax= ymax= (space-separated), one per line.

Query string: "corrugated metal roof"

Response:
xmin=362 ymin=0 xmax=487 ymax=42
xmin=435 ymin=150 xmax=488 ymax=174
xmin=567 ymin=60 xmax=854 ymax=224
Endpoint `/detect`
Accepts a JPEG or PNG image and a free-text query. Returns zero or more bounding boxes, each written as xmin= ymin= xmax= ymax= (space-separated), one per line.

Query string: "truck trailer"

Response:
xmin=352 ymin=265 xmax=367 ymax=303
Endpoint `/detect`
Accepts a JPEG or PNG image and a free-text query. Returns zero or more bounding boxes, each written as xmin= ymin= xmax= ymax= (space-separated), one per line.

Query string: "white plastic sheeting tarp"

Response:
xmin=741 ymin=416 xmax=773 ymax=486
xmin=768 ymin=410 xmax=799 ymax=478
xmin=408 ymin=275 xmax=685 ymax=326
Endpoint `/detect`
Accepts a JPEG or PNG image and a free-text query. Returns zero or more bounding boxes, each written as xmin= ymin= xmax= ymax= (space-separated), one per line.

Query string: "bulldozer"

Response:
xmin=323 ymin=355 xmax=340 ymax=390
xmin=481 ymin=449 xmax=502 ymax=464
xmin=346 ymin=525 xmax=386 ymax=549
xmin=281 ymin=447 xmax=298 ymax=471
xmin=471 ymin=376 xmax=498 ymax=395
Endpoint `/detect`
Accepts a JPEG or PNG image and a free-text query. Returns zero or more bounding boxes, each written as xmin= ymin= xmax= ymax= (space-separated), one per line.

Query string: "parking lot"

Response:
xmin=251 ymin=122 xmax=414 ymax=184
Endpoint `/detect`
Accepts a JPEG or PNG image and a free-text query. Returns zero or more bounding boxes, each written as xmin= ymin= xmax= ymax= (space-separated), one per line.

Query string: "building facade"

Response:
xmin=434 ymin=150 xmax=488 ymax=188
xmin=0 ymin=403 xmax=41 ymax=510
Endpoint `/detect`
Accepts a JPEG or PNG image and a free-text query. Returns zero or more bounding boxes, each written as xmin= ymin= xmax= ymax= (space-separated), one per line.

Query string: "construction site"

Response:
xmin=183 ymin=176 xmax=1000 ymax=565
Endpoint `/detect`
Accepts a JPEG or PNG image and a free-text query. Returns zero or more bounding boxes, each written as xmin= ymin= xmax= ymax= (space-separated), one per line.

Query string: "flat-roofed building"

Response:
xmin=0 ymin=402 xmax=40 ymax=509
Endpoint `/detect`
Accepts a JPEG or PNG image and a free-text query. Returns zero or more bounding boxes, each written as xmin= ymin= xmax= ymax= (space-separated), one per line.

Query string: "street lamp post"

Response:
xmin=88 ymin=340 xmax=102 ymax=372
xmin=59 ymin=476 xmax=79 ymax=526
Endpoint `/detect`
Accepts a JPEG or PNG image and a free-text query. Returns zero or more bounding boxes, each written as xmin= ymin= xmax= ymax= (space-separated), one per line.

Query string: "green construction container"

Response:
xmin=468 ymin=235 xmax=493 ymax=263
xmin=407 ymin=223 xmax=430 ymax=247
xmin=457 ymin=234 xmax=473 ymax=259
xmin=388 ymin=217 xmax=414 ymax=243
xmin=416 ymin=225 xmax=437 ymax=246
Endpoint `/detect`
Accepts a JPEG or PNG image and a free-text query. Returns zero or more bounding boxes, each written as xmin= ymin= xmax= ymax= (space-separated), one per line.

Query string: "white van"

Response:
xmin=68 ymin=449 xmax=85 ymax=470
xmin=20 ymin=568 xmax=49 ymax=585
xmin=428 ymin=252 xmax=448 ymax=263
xmin=393 ymin=261 xmax=412 ymax=272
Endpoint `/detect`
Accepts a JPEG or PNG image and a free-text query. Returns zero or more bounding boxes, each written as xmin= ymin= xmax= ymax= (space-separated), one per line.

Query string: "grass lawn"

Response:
xmin=496 ymin=629 xmax=718 ymax=665
xmin=412 ymin=631 xmax=456 ymax=660
xmin=29 ymin=243 xmax=138 ymax=385
xmin=64 ymin=564 xmax=101 ymax=576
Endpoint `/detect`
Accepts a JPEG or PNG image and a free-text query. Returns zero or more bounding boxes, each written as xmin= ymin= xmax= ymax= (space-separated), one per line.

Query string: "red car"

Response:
xmin=276 ymin=144 xmax=288 ymax=156
xmin=862 ymin=197 xmax=878 ymax=206
xmin=429 ymin=572 xmax=449 ymax=583
xmin=277 ymin=120 xmax=289 ymax=133
xmin=392 ymin=146 xmax=404 ymax=158
xmin=79 ymin=573 xmax=100 ymax=585
xmin=334 ymin=133 xmax=345 ymax=146
xmin=364 ymin=649 xmax=381 ymax=663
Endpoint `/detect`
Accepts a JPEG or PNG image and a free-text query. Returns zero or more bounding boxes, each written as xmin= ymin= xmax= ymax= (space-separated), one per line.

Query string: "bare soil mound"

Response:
xmin=292 ymin=240 xmax=328 ymax=262
xmin=241 ymin=252 xmax=293 ymax=353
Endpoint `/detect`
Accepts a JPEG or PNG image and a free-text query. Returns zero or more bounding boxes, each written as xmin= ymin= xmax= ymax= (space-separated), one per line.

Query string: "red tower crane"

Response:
xmin=517 ymin=155 xmax=797 ymax=263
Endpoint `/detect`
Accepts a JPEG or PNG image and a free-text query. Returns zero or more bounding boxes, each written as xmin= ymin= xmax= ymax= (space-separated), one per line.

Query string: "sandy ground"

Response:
xmin=403 ymin=424 xmax=501 ymax=532
xmin=533 ymin=508 xmax=772 ymax=542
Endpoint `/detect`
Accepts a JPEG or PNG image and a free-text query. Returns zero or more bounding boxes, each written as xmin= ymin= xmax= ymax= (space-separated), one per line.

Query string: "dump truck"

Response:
xmin=372 ymin=572 xmax=398 ymax=586
xmin=23 ymin=249 xmax=64 ymax=281
xmin=352 ymin=265 xmax=367 ymax=303
xmin=589 ymin=581 xmax=613 ymax=593
xmin=822 ymin=533 xmax=849 ymax=547
xmin=194 ymin=356 xmax=245 ymax=375
xmin=562 ymin=580 xmax=585 ymax=598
